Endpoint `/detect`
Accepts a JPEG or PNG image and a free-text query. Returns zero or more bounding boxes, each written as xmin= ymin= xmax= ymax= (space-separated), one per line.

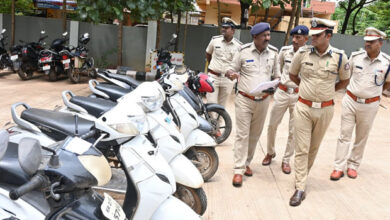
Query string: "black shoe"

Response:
xmin=289 ymin=190 xmax=306 ymax=206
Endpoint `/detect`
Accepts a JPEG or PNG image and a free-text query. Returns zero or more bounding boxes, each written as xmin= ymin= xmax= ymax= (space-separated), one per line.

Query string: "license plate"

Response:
xmin=43 ymin=65 xmax=50 ymax=71
xmin=64 ymin=63 xmax=69 ymax=69
xmin=101 ymin=193 xmax=126 ymax=220
xmin=62 ymin=59 xmax=70 ymax=64
xmin=10 ymin=55 xmax=18 ymax=61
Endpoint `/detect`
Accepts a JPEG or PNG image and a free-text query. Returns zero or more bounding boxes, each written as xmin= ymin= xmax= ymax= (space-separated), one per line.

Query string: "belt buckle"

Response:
xmin=254 ymin=96 xmax=262 ymax=100
xmin=356 ymin=97 xmax=366 ymax=104
xmin=287 ymin=87 xmax=295 ymax=94
xmin=311 ymin=102 xmax=322 ymax=109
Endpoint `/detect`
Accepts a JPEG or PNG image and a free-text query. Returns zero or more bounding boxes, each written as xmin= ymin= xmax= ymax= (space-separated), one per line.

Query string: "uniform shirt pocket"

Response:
xmin=266 ymin=58 xmax=275 ymax=73
xmin=301 ymin=62 xmax=315 ymax=77
xmin=243 ymin=59 xmax=258 ymax=73
xmin=214 ymin=46 xmax=223 ymax=56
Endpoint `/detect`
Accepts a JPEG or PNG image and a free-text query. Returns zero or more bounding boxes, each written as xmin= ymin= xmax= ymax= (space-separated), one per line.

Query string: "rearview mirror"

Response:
xmin=62 ymin=32 xmax=68 ymax=37
xmin=1 ymin=29 xmax=6 ymax=34
xmin=18 ymin=138 xmax=42 ymax=176
xmin=172 ymin=34 xmax=177 ymax=39
xmin=41 ymin=30 xmax=45 ymax=35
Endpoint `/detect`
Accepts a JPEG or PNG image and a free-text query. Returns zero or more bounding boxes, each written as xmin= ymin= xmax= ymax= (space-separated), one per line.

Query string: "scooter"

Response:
xmin=6 ymin=98 xmax=200 ymax=219
xmin=0 ymin=130 xmax=126 ymax=219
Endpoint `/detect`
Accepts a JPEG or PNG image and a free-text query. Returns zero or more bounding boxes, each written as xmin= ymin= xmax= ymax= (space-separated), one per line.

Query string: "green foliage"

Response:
xmin=0 ymin=0 xmax=36 ymax=15
xmin=250 ymin=0 xmax=290 ymax=13
xmin=366 ymin=0 xmax=390 ymax=36
xmin=77 ymin=0 xmax=195 ymax=24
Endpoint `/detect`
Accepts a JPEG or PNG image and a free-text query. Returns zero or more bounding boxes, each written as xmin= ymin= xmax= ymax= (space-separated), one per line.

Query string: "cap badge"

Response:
xmin=297 ymin=29 xmax=302 ymax=34
xmin=311 ymin=20 xmax=317 ymax=28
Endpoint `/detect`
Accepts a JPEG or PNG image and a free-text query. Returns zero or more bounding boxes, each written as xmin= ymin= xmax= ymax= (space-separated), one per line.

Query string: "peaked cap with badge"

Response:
xmin=309 ymin=18 xmax=336 ymax=36
xmin=364 ymin=27 xmax=386 ymax=41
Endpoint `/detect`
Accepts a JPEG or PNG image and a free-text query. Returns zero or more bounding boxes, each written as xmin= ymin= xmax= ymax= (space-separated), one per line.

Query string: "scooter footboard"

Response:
xmin=150 ymin=195 xmax=200 ymax=220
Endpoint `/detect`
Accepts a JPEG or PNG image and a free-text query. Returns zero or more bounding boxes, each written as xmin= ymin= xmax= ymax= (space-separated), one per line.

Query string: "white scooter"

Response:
xmin=62 ymin=81 xmax=207 ymax=214
xmin=6 ymin=95 xmax=200 ymax=219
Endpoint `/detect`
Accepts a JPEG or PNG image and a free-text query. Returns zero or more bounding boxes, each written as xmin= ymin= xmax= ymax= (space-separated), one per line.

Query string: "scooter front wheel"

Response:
xmin=68 ymin=68 xmax=80 ymax=83
xmin=206 ymin=107 xmax=232 ymax=144
xmin=186 ymin=147 xmax=219 ymax=182
xmin=17 ymin=67 xmax=33 ymax=80
xmin=174 ymin=184 xmax=207 ymax=215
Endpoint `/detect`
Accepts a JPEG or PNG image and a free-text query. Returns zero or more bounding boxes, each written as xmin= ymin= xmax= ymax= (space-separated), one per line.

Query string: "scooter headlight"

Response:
xmin=140 ymin=90 xmax=164 ymax=112
xmin=109 ymin=116 xmax=147 ymax=135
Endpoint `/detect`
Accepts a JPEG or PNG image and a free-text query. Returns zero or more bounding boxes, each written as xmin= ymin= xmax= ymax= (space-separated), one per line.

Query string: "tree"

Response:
xmin=0 ymin=0 xmax=36 ymax=15
xmin=337 ymin=0 xmax=377 ymax=34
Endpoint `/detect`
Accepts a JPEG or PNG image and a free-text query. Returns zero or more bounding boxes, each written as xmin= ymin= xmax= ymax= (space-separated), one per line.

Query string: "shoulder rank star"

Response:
xmin=311 ymin=20 xmax=317 ymax=28
xmin=344 ymin=63 xmax=350 ymax=70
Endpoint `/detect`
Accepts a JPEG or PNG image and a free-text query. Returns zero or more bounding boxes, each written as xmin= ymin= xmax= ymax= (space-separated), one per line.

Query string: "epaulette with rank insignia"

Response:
xmin=240 ymin=43 xmax=252 ymax=51
xmin=381 ymin=52 xmax=390 ymax=62
xmin=212 ymin=35 xmax=223 ymax=39
xmin=298 ymin=45 xmax=312 ymax=53
xmin=268 ymin=44 xmax=278 ymax=52
xmin=350 ymin=50 xmax=365 ymax=58
xmin=280 ymin=45 xmax=292 ymax=51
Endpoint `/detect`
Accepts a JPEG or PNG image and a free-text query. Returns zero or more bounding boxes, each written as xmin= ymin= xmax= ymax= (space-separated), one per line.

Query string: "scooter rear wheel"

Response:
xmin=186 ymin=147 xmax=219 ymax=182
xmin=174 ymin=184 xmax=207 ymax=215
xmin=17 ymin=68 xmax=33 ymax=80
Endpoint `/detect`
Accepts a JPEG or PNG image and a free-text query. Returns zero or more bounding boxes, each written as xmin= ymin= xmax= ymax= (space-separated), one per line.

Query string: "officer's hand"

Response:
xmin=262 ymin=87 xmax=275 ymax=95
xmin=225 ymin=71 xmax=239 ymax=81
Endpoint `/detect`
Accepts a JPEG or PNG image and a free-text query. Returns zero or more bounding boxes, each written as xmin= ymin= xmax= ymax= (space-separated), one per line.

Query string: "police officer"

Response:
xmin=330 ymin=27 xmax=390 ymax=180
xmin=225 ymin=22 xmax=280 ymax=187
xmin=206 ymin=17 xmax=242 ymax=107
xmin=288 ymin=18 xmax=351 ymax=206
xmin=262 ymin=25 xmax=309 ymax=174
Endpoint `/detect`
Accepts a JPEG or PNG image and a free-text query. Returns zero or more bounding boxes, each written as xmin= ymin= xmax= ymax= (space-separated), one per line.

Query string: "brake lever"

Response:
xmin=50 ymin=182 xmax=61 ymax=201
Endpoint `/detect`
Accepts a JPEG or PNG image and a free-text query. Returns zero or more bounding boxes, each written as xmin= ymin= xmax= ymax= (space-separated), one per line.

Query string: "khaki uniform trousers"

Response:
xmin=206 ymin=74 xmax=235 ymax=107
xmin=233 ymin=94 xmax=270 ymax=175
xmin=334 ymin=95 xmax=379 ymax=171
xmin=294 ymin=101 xmax=334 ymax=190
xmin=267 ymin=89 xmax=298 ymax=163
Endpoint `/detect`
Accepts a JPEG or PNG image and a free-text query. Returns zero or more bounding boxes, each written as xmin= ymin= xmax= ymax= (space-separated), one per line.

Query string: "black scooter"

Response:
xmin=0 ymin=29 xmax=15 ymax=73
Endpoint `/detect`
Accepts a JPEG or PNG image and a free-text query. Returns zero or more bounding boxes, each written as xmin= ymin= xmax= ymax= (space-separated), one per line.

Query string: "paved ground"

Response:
xmin=1 ymin=70 xmax=390 ymax=219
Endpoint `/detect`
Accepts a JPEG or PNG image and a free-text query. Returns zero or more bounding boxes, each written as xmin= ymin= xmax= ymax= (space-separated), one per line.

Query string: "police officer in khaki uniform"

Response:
xmin=330 ymin=27 xmax=390 ymax=181
xmin=225 ymin=22 xmax=280 ymax=187
xmin=288 ymin=18 xmax=351 ymax=206
xmin=262 ymin=25 xmax=309 ymax=174
xmin=206 ymin=17 xmax=242 ymax=107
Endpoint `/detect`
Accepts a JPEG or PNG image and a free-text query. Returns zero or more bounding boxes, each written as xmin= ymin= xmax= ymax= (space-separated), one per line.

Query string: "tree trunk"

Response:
xmin=117 ymin=20 xmax=123 ymax=66
xmin=263 ymin=8 xmax=270 ymax=22
xmin=183 ymin=12 xmax=189 ymax=53
xmin=351 ymin=5 xmax=363 ymax=35
xmin=240 ymin=1 xmax=250 ymax=29
xmin=170 ymin=10 xmax=174 ymax=23
xmin=341 ymin=0 xmax=354 ymax=34
xmin=284 ymin=0 xmax=298 ymax=46
xmin=253 ymin=13 xmax=258 ymax=25
xmin=62 ymin=0 xmax=67 ymax=32
xmin=174 ymin=11 xmax=182 ymax=52
xmin=294 ymin=0 xmax=301 ymax=26
xmin=11 ymin=0 xmax=15 ymax=46
xmin=217 ymin=0 xmax=221 ymax=32
xmin=156 ymin=19 xmax=161 ymax=49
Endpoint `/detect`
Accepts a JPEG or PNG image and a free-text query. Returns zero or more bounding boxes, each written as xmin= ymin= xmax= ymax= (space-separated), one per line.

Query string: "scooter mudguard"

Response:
xmin=169 ymin=154 xmax=203 ymax=188
xmin=185 ymin=128 xmax=216 ymax=148
xmin=205 ymin=103 xmax=225 ymax=111
xmin=150 ymin=195 xmax=200 ymax=220
xmin=197 ymin=115 xmax=213 ymax=134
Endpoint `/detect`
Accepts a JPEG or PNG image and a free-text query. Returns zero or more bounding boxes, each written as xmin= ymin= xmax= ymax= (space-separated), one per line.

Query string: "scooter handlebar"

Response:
xmin=9 ymin=173 xmax=48 ymax=200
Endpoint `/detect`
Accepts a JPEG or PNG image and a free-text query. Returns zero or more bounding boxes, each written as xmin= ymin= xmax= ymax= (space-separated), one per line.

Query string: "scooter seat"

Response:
xmin=96 ymin=83 xmax=132 ymax=101
xmin=104 ymin=72 xmax=141 ymax=88
xmin=70 ymin=96 xmax=116 ymax=118
xmin=21 ymin=108 xmax=94 ymax=141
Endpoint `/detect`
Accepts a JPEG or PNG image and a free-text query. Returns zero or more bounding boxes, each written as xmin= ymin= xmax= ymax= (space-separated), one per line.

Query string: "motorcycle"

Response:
xmin=0 ymin=29 xmax=15 ymax=72
xmin=68 ymin=33 xmax=97 ymax=83
xmin=17 ymin=30 xmax=48 ymax=80
xmin=38 ymin=32 xmax=71 ymax=81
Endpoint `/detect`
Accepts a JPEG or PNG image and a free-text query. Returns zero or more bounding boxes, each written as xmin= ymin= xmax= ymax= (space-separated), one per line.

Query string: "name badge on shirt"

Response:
xmin=215 ymin=46 xmax=221 ymax=48
xmin=285 ymin=60 xmax=291 ymax=63
xmin=246 ymin=59 xmax=254 ymax=63
xmin=355 ymin=65 xmax=363 ymax=70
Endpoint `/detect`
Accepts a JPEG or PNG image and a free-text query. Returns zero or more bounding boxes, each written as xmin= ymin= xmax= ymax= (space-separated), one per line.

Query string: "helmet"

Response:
xmin=189 ymin=73 xmax=214 ymax=93
xmin=79 ymin=33 xmax=90 ymax=44
xmin=163 ymin=71 xmax=189 ymax=93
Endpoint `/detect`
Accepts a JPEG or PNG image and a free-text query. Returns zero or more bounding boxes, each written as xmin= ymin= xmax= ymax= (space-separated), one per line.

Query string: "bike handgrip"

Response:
xmin=9 ymin=173 xmax=48 ymax=200
xmin=79 ymin=129 xmax=97 ymax=140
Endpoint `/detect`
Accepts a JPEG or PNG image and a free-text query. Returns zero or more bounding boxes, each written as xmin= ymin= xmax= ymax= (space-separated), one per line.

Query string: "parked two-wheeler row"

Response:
xmin=1 ymin=29 xmax=96 ymax=83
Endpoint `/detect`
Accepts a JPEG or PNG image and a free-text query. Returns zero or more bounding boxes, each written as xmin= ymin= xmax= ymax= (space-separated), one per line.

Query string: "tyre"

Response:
xmin=206 ymin=107 xmax=232 ymax=144
xmin=68 ymin=68 xmax=80 ymax=83
xmin=185 ymin=147 xmax=219 ymax=182
xmin=48 ymin=68 xmax=57 ymax=81
xmin=17 ymin=67 xmax=33 ymax=80
xmin=89 ymin=68 xmax=97 ymax=79
xmin=174 ymin=184 xmax=207 ymax=215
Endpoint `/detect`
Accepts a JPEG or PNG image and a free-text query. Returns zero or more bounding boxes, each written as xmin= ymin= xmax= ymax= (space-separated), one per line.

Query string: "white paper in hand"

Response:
xmin=250 ymin=79 xmax=280 ymax=95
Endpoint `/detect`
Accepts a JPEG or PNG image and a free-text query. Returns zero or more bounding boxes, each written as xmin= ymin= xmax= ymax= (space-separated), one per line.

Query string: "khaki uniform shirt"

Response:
xmin=227 ymin=42 xmax=280 ymax=96
xmin=290 ymin=45 xmax=350 ymax=102
xmin=279 ymin=45 xmax=298 ymax=88
xmin=347 ymin=51 xmax=390 ymax=98
xmin=206 ymin=35 xmax=242 ymax=74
